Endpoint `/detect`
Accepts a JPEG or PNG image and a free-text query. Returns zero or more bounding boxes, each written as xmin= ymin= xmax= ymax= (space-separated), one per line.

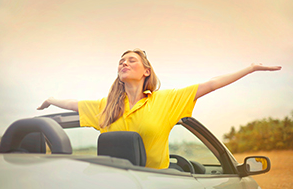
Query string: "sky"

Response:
xmin=1 ymin=0 xmax=293 ymax=142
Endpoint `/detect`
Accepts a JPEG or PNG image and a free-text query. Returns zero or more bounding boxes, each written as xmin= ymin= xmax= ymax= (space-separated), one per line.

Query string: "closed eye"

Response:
xmin=119 ymin=59 xmax=125 ymax=65
xmin=129 ymin=57 xmax=137 ymax=63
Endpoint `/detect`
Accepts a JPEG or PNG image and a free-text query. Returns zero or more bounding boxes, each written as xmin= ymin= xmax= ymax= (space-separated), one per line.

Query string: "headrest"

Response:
xmin=97 ymin=131 xmax=146 ymax=166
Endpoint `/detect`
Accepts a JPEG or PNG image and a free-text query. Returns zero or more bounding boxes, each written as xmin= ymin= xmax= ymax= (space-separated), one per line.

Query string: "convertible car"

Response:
xmin=0 ymin=112 xmax=270 ymax=189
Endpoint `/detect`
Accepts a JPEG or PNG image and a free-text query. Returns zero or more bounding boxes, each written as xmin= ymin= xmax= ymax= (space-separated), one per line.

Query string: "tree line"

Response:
xmin=223 ymin=111 xmax=293 ymax=153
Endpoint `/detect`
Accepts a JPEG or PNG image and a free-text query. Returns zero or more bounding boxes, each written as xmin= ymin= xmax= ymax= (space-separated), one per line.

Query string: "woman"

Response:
xmin=38 ymin=48 xmax=281 ymax=169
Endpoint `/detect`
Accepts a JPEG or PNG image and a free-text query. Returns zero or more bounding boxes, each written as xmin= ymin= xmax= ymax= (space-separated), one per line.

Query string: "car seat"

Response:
xmin=97 ymin=131 xmax=146 ymax=166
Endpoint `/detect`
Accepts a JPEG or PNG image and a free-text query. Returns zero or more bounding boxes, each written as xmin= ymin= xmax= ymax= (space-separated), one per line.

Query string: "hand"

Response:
xmin=251 ymin=63 xmax=282 ymax=72
xmin=37 ymin=97 xmax=53 ymax=110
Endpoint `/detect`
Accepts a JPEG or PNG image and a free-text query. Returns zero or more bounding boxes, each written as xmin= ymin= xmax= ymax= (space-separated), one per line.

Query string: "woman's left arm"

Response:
xmin=194 ymin=63 xmax=282 ymax=100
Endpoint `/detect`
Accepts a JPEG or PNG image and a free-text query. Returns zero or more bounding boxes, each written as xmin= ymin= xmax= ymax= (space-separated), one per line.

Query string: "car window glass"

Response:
xmin=169 ymin=124 xmax=220 ymax=165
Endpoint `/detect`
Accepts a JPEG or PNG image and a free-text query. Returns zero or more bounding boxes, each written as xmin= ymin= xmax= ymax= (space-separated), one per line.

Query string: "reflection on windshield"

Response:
xmin=169 ymin=125 xmax=220 ymax=165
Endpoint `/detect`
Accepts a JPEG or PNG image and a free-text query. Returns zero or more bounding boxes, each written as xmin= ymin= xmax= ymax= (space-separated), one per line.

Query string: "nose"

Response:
xmin=122 ymin=60 xmax=128 ymax=66
xmin=118 ymin=60 xmax=128 ymax=73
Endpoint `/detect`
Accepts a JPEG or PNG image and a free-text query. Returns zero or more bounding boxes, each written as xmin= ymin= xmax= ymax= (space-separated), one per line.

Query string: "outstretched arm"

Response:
xmin=37 ymin=97 xmax=78 ymax=112
xmin=194 ymin=63 xmax=282 ymax=100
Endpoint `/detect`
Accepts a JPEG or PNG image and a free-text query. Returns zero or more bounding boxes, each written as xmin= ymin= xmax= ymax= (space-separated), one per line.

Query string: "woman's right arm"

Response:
xmin=37 ymin=97 xmax=79 ymax=112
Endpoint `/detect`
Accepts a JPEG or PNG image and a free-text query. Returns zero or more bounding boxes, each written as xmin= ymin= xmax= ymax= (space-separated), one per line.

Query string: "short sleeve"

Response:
xmin=78 ymin=98 xmax=106 ymax=130
xmin=167 ymin=84 xmax=199 ymax=125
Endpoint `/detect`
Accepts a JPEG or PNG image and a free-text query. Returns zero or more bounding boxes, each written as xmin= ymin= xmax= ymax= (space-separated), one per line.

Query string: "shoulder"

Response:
xmin=153 ymin=84 xmax=199 ymax=95
xmin=78 ymin=97 xmax=107 ymax=107
xmin=151 ymin=89 xmax=172 ymax=98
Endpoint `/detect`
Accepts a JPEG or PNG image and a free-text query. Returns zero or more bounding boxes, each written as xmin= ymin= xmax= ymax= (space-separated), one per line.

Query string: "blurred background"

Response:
xmin=1 ymin=0 xmax=292 ymax=142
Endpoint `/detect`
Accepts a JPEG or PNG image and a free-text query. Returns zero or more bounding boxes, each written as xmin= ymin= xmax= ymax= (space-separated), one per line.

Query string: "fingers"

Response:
xmin=271 ymin=66 xmax=282 ymax=70
xmin=37 ymin=105 xmax=46 ymax=110
xmin=251 ymin=63 xmax=282 ymax=71
xmin=37 ymin=106 xmax=46 ymax=110
xmin=263 ymin=65 xmax=282 ymax=71
xmin=37 ymin=100 xmax=50 ymax=110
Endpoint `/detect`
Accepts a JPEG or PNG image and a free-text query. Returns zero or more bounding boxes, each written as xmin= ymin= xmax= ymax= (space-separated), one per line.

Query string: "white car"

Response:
xmin=0 ymin=112 xmax=270 ymax=189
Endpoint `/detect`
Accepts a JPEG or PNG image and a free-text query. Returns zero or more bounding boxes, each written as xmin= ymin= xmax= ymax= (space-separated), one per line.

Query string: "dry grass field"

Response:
xmin=233 ymin=150 xmax=293 ymax=189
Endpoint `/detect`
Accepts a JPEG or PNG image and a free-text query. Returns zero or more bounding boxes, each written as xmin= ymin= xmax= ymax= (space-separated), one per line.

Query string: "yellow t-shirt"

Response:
xmin=78 ymin=84 xmax=199 ymax=169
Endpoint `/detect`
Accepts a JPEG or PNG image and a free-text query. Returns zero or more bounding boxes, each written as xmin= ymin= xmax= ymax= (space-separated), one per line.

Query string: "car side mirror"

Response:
xmin=237 ymin=156 xmax=271 ymax=177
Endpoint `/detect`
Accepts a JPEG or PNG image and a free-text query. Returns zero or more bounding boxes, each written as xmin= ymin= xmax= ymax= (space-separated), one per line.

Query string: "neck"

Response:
xmin=124 ymin=82 xmax=145 ymax=109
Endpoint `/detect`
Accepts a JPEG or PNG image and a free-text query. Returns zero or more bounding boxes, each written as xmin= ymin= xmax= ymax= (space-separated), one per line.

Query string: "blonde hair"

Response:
xmin=99 ymin=49 xmax=160 ymax=128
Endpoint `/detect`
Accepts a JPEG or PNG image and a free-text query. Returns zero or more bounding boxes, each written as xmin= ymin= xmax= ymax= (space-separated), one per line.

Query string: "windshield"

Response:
xmin=169 ymin=124 xmax=220 ymax=165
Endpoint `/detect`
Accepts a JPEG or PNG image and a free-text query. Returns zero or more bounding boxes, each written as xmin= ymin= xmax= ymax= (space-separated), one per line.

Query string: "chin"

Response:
xmin=118 ymin=76 xmax=128 ymax=83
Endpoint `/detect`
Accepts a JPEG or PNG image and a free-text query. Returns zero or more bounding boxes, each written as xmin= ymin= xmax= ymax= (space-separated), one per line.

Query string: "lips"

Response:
xmin=121 ymin=68 xmax=130 ymax=72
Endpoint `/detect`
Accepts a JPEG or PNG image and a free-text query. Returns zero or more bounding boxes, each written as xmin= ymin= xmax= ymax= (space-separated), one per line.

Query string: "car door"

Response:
xmin=169 ymin=121 xmax=259 ymax=189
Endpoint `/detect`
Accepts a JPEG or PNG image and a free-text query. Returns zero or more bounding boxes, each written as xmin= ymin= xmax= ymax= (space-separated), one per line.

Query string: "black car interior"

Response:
xmin=98 ymin=131 xmax=146 ymax=167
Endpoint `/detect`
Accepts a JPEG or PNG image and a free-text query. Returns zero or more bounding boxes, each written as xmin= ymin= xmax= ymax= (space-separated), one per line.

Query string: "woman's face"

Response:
xmin=118 ymin=52 xmax=150 ymax=84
